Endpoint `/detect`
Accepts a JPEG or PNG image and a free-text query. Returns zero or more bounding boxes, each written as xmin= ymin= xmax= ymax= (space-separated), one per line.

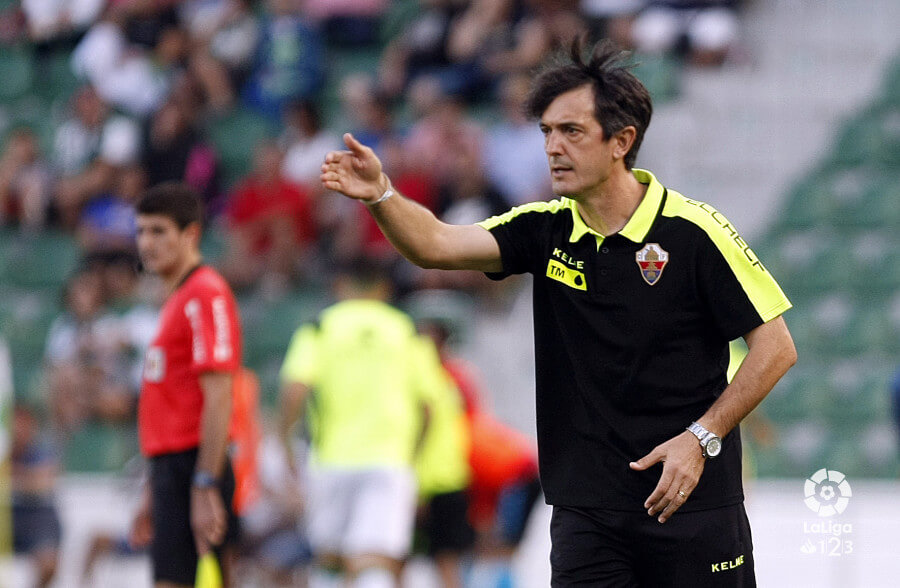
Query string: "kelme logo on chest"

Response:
xmin=635 ymin=243 xmax=669 ymax=285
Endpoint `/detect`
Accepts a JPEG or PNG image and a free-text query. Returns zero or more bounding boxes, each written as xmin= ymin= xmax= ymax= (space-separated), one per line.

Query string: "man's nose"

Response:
xmin=545 ymin=131 xmax=563 ymax=155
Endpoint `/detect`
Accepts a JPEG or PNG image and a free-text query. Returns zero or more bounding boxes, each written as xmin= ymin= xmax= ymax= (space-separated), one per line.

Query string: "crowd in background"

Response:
xmin=0 ymin=0 xmax=746 ymax=584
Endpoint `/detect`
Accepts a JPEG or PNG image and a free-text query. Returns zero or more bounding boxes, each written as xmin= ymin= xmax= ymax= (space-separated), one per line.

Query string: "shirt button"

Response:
xmin=601 ymin=247 xmax=609 ymax=254
xmin=600 ymin=269 xmax=608 ymax=276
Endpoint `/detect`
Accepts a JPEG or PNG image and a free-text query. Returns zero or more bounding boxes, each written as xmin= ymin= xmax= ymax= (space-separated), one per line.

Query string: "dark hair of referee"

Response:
xmin=525 ymin=38 xmax=653 ymax=170
xmin=136 ymin=181 xmax=204 ymax=230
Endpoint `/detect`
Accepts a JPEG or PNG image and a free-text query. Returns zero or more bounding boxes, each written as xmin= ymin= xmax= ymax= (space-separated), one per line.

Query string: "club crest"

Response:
xmin=635 ymin=243 xmax=669 ymax=285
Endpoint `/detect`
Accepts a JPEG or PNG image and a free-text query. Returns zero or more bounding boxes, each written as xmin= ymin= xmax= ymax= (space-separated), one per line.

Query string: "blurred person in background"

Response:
xmin=0 ymin=127 xmax=53 ymax=230
xmin=76 ymin=163 xmax=146 ymax=255
xmin=21 ymin=0 xmax=105 ymax=50
xmin=579 ymin=0 xmax=644 ymax=49
xmin=404 ymin=84 xmax=484 ymax=188
xmin=630 ymin=0 xmax=741 ymax=66
xmin=415 ymin=307 xmax=541 ymax=588
xmin=236 ymin=419 xmax=311 ymax=587
xmin=280 ymin=99 xmax=343 ymax=191
xmin=278 ymin=260 xmax=444 ymax=588
xmin=484 ymin=73 xmax=552 ymax=206
xmin=377 ymin=0 xmax=468 ymax=99
xmin=221 ymin=140 xmax=317 ymax=294
xmin=141 ymin=98 xmax=220 ymax=213
xmin=339 ymin=76 xmax=400 ymax=161
xmin=44 ymin=268 xmax=136 ymax=433
xmin=446 ymin=0 xmax=587 ymax=96
xmin=243 ymin=0 xmax=326 ymax=122
xmin=131 ymin=182 xmax=243 ymax=587
xmin=304 ymin=0 xmax=387 ymax=47
xmin=53 ymin=85 xmax=142 ymax=228
xmin=70 ymin=14 xmax=171 ymax=118
xmin=321 ymin=38 xmax=796 ymax=585
xmin=178 ymin=0 xmax=261 ymax=112
xmin=11 ymin=403 xmax=62 ymax=588
xmin=410 ymin=336 xmax=473 ymax=588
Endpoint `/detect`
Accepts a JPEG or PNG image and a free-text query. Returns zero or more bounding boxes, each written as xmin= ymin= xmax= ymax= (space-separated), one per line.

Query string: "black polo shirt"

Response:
xmin=477 ymin=169 xmax=791 ymax=511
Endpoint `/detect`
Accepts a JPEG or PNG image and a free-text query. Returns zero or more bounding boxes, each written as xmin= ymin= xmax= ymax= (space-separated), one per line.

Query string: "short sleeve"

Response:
xmin=694 ymin=219 xmax=792 ymax=341
xmin=477 ymin=203 xmax=555 ymax=278
xmin=183 ymin=286 xmax=240 ymax=374
xmin=280 ymin=324 xmax=319 ymax=386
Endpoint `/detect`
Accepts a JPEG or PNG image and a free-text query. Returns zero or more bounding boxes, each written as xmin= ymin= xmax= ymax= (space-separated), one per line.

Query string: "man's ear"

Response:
xmin=613 ymin=126 xmax=637 ymax=162
xmin=184 ymin=221 xmax=202 ymax=248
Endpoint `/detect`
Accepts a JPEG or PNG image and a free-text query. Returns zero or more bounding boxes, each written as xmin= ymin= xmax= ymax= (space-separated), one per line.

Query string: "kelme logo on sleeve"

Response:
xmin=546 ymin=259 xmax=587 ymax=291
xmin=636 ymin=243 xmax=669 ymax=285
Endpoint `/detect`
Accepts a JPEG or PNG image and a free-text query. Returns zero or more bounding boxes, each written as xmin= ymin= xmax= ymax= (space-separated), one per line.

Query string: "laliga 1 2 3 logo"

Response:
xmin=804 ymin=468 xmax=852 ymax=517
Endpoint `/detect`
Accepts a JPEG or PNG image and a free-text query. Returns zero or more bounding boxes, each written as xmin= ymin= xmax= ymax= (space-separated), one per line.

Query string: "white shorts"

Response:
xmin=306 ymin=467 xmax=417 ymax=560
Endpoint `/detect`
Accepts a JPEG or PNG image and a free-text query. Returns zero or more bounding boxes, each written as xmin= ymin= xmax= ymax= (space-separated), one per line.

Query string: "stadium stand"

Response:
xmin=751 ymin=52 xmax=900 ymax=478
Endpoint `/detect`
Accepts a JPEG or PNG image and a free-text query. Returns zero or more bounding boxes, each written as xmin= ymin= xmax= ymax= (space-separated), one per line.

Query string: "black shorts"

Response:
xmin=550 ymin=503 xmax=755 ymax=587
xmin=12 ymin=500 xmax=61 ymax=554
xmin=420 ymin=490 xmax=475 ymax=556
xmin=149 ymin=448 xmax=240 ymax=586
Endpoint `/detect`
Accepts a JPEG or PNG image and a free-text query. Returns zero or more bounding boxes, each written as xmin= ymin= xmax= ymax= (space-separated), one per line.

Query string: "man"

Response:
xmin=132 ymin=182 xmax=242 ymax=587
xmin=321 ymin=39 xmax=797 ymax=586
xmin=278 ymin=262 xmax=445 ymax=588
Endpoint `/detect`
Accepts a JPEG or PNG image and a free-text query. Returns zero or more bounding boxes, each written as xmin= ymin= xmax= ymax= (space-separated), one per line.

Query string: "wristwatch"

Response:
xmin=192 ymin=470 xmax=219 ymax=489
xmin=687 ymin=422 xmax=722 ymax=458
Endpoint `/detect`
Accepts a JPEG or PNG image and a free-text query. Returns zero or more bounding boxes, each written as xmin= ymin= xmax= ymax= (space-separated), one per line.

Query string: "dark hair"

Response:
xmin=136 ymin=181 xmax=203 ymax=229
xmin=525 ymin=38 xmax=652 ymax=169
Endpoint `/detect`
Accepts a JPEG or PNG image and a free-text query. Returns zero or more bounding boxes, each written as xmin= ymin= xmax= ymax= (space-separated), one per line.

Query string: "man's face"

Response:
xmin=136 ymin=214 xmax=191 ymax=278
xmin=540 ymin=84 xmax=618 ymax=200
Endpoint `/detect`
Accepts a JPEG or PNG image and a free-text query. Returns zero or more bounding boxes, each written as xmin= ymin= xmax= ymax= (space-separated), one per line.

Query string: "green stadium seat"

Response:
xmin=207 ymin=108 xmax=276 ymax=189
xmin=0 ymin=46 xmax=35 ymax=102
xmin=63 ymin=422 xmax=139 ymax=473
xmin=0 ymin=286 xmax=60 ymax=398
xmin=240 ymin=288 xmax=329 ymax=405
xmin=32 ymin=49 xmax=81 ymax=105
xmin=631 ymin=53 xmax=681 ymax=104
xmin=832 ymin=104 xmax=900 ymax=168
xmin=0 ymin=231 xmax=81 ymax=288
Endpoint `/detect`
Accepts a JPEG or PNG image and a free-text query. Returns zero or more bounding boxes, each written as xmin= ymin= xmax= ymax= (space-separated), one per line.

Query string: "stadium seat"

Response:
xmin=832 ymin=104 xmax=900 ymax=168
xmin=63 ymin=422 xmax=139 ymax=473
xmin=0 ymin=231 xmax=81 ymax=288
xmin=0 ymin=46 xmax=35 ymax=102
xmin=207 ymin=107 xmax=277 ymax=189
xmin=631 ymin=53 xmax=681 ymax=104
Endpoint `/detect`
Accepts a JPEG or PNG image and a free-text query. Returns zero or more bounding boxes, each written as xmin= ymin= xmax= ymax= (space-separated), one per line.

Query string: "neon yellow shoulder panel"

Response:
xmin=477 ymin=198 xmax=569 ymax=230
xmin=663 ymin=191 xmax=792 ymax=322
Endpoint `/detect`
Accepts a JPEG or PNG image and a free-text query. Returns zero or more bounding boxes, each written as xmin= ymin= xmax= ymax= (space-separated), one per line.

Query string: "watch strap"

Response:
xmin=192 ymin=470 xmax=218 ymax=489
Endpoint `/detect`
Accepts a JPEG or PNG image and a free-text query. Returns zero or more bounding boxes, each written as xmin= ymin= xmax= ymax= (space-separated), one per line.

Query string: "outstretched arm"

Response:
xmin=321 ymin=133 xmax=503 ymax=272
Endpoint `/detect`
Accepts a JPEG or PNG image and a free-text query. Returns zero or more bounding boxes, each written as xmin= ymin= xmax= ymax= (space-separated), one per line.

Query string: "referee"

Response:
xmin=321 ymin=38 xmax=796 ymax=587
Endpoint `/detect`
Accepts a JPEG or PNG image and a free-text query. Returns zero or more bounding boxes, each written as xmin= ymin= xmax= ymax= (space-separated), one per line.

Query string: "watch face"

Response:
xmin=705 ymin=437 xmax=722 ymax=458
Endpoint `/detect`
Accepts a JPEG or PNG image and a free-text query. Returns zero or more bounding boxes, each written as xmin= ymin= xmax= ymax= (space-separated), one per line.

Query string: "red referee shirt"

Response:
xmin=139 ymin=266 xmax=242 ymax=457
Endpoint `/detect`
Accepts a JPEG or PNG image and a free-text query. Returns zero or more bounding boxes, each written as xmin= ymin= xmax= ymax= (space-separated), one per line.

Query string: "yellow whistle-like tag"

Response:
xmin=196 ymin=553 xmax=223 ymax=588
xmin=546 ymin=259 xmax=587 ymax=291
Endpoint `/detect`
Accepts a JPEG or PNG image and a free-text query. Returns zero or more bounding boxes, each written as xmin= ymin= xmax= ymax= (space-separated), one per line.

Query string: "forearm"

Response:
xmin=278 ymin=382 xmax=307 ymax=454
xmin=367 ymin=176 xmax=452 ymax=268
xmin=196 ymin=373 xmax=233 ymax=478
xmin=698 ymin=317 xmax=797 ymax=436
xmin=369 ymin=175 xmax=502 ymax=271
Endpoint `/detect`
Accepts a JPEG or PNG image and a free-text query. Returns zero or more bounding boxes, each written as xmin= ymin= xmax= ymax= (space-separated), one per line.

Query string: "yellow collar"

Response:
xmin=567 ymin=168 xmax=665 ymax=245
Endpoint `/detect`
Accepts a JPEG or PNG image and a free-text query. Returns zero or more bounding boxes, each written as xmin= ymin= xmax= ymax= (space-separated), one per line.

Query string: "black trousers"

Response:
xmin=150 ymin=448 xmax=239 ymax=586
xmin=550 ymin=503 xmax=755 ymax=587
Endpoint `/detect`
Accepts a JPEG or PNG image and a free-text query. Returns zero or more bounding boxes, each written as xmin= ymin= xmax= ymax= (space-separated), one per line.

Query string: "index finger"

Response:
xmin=644 ymin=467 xmax=675 ymax=511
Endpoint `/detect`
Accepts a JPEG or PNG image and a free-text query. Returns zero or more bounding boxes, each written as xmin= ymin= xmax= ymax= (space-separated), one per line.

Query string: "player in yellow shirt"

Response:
xmin=278 ymin=260 xmax=446 ymax=588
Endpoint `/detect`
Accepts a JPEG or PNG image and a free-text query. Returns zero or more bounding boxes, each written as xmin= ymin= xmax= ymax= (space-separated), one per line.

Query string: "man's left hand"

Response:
xmin=629 ymin=430 xmax=706 ymax=523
